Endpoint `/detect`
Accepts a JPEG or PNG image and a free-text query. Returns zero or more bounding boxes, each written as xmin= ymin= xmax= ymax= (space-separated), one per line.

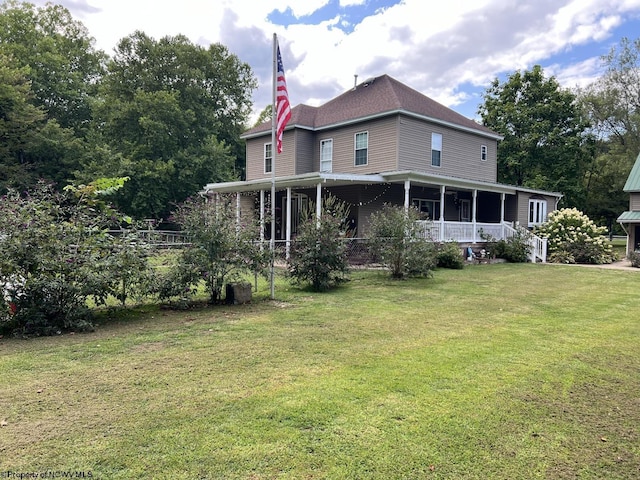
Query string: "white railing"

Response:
xmin=416 ymin=221 xmax=506 ymax=243
xmin=501 ymin=222 xmax=547 ymax=263
xmin=416 ymin=220 xmax=548 ymax=262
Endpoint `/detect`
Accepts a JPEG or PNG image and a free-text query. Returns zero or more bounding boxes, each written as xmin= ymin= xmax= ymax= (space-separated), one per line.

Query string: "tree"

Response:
xmin=478 ymin=65 xmax=594 ymax=207
xmin=288 ymin=195 xmax=351 ymax=291
xmin=90 ymin=31 xmax=257 ymax=219
xmin=0 ymin=0 xmax=106 ymax=133
xmin=578 ymin=37 xmax=640 ymax=227
xmin=367 ymin=204 xmax=437 ymax=279
xmin=0 ymin=1 xmax=106 ymax=191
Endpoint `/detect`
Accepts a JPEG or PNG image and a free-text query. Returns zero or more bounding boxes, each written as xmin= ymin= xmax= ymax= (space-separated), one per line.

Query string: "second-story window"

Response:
xmin=320 ymin=139 xmax=333 ymax=172
xmin=264 ymin=142 xmax=273 ymax=174
xmin=481 ymin=145 xmax=487 ymax=161
xmin=354 ymin=131 xmax=368 ymax=166
xmin=431 ymin=133 xmax=442 ymax=167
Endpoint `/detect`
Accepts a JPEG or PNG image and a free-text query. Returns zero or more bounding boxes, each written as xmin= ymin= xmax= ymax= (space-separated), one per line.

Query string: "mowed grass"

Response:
xmin=1 ymin=264 xmax=639 ymax=479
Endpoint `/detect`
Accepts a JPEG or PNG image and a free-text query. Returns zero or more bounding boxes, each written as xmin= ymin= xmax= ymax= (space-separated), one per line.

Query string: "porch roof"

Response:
xmin=617 ymin=211 xmax=640 ymax=223
xmin=202 ymin=170 xmax=562 ymax=198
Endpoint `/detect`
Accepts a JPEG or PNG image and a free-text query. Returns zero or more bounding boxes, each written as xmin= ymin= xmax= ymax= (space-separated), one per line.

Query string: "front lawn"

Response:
xmin=1 ymin=264 xmax=639 ymax=479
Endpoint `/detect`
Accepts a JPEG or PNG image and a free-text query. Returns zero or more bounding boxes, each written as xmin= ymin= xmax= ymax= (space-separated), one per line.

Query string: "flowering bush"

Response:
xmin=535 ymin=208 xmax=615 ymax=264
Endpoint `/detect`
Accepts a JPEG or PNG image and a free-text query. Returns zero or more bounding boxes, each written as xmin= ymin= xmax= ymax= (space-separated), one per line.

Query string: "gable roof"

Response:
xmin=623 ymin=152 xmax=640 ymax=192
xmin=242 ymin=74 xmax=501 ymax=140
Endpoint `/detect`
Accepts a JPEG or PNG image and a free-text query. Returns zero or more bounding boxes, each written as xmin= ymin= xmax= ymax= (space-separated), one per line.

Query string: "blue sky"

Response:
xmin=29 ymin=0 xmax=640 ymax=123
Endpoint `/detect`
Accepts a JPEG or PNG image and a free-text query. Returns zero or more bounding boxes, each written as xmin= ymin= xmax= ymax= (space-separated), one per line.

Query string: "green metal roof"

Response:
xmin=623 ymin=152 xmax=640 ymax=192
xmin=617 ymin=211 xmax=640 ymax=223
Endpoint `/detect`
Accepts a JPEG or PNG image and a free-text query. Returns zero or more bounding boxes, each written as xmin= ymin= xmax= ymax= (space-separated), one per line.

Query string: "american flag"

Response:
xmin=276 ymin=43 xmax=291 ymax=154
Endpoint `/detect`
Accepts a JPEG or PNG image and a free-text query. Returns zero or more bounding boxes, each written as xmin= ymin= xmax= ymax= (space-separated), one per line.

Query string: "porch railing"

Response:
xmin=415 ymin=220 xmax=548 ymax=262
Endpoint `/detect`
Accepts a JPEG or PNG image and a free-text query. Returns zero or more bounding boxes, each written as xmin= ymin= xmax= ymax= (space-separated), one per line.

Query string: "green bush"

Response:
xmin=536 ymin=208 xmax=615 ymax=264
xmin=367 ymin=204 xmax=436 ymax=278
xmin=480 ymin=227 xmax=531 ymax=263
xmin=629 ymin=250 xmax=640 ymax=268
xmin=0 ymin=180 xmax=146 ymax=336
xmin=160 ymin=194 xmax=268 ymax=305
xmin=436 ymin=241 xmax=465 ymax=269
xmin=288 ymin=195 xmax=350 ymax=291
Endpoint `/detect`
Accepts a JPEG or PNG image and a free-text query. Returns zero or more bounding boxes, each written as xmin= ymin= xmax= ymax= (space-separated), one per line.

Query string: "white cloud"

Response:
xmin=35 ymin=0 xmax=640 ymax=120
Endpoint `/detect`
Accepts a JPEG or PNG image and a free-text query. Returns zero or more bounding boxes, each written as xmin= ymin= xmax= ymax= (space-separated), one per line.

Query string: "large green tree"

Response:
xmin=88 ymin=31 xmax=257 ymax=219
xmin=578 ymin=37 xmax=640 ymax=226
xmin=478 ymin=65 xmax=594 ymax=207
xmin=0 ymin=0 xmax=106 ymax=133
xmin=0 ymin=1 xmax=106 ymax=190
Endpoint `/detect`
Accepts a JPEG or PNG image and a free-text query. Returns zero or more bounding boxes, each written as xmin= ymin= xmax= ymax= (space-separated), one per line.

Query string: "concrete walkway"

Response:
xmin=545 ymin=259 xmax=639 ymax=272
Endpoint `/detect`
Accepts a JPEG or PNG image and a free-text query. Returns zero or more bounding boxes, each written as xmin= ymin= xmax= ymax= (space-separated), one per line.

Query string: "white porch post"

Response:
xmin=285 ymin=187 xmax=292 ymax=260
xmin=500 ymin=193 xmax=506 ymax=240
xmin=236 ymin=192 xmax=241 ymax=230
xmin=259 ymin=190 xmax=265 ymax=246
xmin=404 ymin=180 xmax=411 ymax=212
xmin=439 ymin=185 xmax=445 ymax=241
xmin=316 ymin=182 xmax=322 ymax=227
xmin=472 ymin=189 xmax=478 ymax=243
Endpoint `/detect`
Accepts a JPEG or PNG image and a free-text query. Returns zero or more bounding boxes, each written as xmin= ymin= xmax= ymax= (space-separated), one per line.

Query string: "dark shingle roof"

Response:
xmin=242 ymin=74 xmax=499 ymax=138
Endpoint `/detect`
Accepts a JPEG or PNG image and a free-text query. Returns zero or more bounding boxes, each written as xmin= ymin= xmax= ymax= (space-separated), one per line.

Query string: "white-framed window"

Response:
xmin=320 ymin=139 xmax=333 ymax=173
xmin=431 ymin=133 xmax=442 ymax=167
xmin=481 ymin=145 xmax=487 ymax=161
xmin=354 ymin=131 xmax=368 ymax=166
xmin=528 ymin=198 xmax=547 ymax=227
xmin=412 ymin=198 xmax=441 ymax=220
xmin=264 ymin=142 xmax=273 ymax=174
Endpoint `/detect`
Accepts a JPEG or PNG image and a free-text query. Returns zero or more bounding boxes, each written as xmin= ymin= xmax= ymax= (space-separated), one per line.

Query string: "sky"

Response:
xmin=22 ymin=0 xmax=640 ymax=123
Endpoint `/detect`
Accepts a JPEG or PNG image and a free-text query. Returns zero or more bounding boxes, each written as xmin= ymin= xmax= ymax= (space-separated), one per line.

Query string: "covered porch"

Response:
xmin=202 ymin=170 xmax=548 ymax=262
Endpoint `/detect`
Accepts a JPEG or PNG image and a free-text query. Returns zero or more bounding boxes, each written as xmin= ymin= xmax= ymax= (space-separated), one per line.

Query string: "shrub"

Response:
xmin=160 ymin=194 xmax=268 ymax=305
xmin=629 ymin=250 xmax=640 ymax=268
xmin=480 ymin=227 xmax=532 ymax=263
xmin=0 ymin=180 xmax=141 ymax=336
xmin=367 ymin=204 xmax=436 ymax=278
xmin=288 ymin=195 xmax=350 ymax=291
xmin=436 ymin=241 xmax=465 ymax=269
xmin=536 ymin=208 xmax=615 ymax=264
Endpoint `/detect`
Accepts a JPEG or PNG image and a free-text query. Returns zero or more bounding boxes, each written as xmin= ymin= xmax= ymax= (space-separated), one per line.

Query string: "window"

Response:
xmin=320 ymin=139 xmax=333 ymax=172
xmin=412 ymin=198 xmax=441 ymax=220
xmin=481 ymin=145 xmax=487 ymax=161
xmin=354 ymin=132 xmax=368 ymax=166
xmin=264 ymin=143 xmax=273 ymax=174
xmin=431 ymin=133 xmax=442 ymax=167
xmin=528 ymin=199 xmax=547 ymax=227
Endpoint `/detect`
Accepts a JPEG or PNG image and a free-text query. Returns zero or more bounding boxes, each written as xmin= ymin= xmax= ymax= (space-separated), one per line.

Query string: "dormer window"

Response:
xmin=264 ymin=143 xmax=273 ymax=174
xmin=354 ymin=132 xmax=368 ymax=166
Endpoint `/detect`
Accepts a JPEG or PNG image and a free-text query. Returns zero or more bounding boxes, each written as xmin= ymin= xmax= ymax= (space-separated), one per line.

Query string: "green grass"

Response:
xmin=1 ymin=264 xmax=639 ymax=479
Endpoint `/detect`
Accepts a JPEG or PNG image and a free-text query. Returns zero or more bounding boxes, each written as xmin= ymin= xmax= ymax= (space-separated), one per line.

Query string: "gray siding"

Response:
xmin=515 ymin=192 xmax=558 ymax=226
xmin=398 ymin=115 xmax=498 ymax=182
xmin=320 ymin=117 xmax=399 ymax=174
xmin=294 ymin=129 xmax=315 ymax=174
xmin=630 ymin=192 xmax=640 ymax=211
xmin=245 ymin=131 xmax=297 ymax=180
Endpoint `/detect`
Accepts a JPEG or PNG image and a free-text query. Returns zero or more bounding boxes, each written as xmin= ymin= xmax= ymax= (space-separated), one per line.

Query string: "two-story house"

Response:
xmin=617 ymin=152 xmax=640 ymax=255
xmin=202 ymin=74 xmax=561 ymax=260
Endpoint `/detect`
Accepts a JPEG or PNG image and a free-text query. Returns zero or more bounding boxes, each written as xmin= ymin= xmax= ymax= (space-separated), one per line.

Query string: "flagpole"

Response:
xmin=270 ymin=33 xmax=277 ymax=300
